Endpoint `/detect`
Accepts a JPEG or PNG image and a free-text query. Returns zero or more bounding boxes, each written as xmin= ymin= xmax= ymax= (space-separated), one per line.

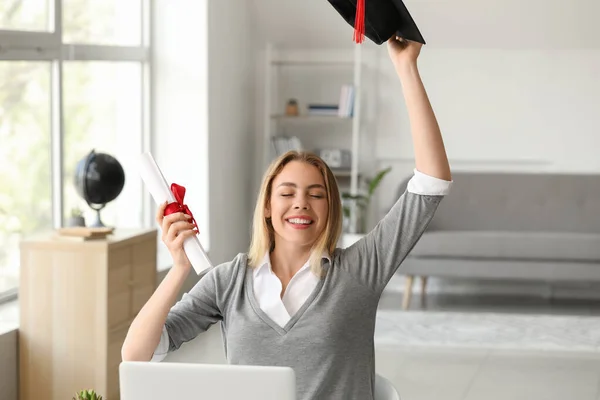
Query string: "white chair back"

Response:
xmin=374 ymin=373 xmax=400 ymax=400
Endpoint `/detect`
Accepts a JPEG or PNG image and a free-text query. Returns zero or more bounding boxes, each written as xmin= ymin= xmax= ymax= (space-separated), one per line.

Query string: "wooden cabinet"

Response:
xmin=18 ymin=228 xmax=158 ymax=400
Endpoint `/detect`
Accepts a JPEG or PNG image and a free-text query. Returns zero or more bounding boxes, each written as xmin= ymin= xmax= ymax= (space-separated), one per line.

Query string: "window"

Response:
xmin=0 ymin=61 xmax=52 ymax=296
xmin=0 ymin=0 xmax=151 ymax=301
xmin=62 ymin=62 xmax=144 ymax=228
xmin=0 ymin=0 xmax=50 ymax=32
xmin=62 ymin=0 xmax=143 ymax=46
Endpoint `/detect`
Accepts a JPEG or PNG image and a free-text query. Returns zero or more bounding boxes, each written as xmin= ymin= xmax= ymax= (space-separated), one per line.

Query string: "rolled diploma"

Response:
xmin=139 ymin=152 xmax=213 ymax=275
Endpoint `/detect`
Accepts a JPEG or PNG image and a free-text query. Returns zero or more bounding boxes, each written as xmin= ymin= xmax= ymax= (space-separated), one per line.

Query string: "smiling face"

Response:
xmin=266 ymin=160 xmax=329 ymax=249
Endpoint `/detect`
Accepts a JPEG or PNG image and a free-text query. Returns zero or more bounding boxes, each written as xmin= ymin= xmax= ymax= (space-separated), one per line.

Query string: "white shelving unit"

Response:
xmin=262 ymin=43 xmax=365 ymax=197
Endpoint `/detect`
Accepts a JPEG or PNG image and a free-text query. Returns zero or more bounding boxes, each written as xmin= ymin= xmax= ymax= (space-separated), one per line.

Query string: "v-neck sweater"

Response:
xmin=160 ymin=191 xmax=443 ymax=399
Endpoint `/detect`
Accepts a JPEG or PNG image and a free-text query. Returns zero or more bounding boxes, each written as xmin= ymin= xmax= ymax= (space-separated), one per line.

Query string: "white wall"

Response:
xmin=374 ymin=47 xmax=600 ymax=217
xmin=153 ymin=0 xmax=257 ymax=266
xmin=152 ymin=0 xmax=210 ymax=263
xmin=250 ymin=0 xmax=600 ymax=50
xmin=206 ymin=1 xmax=257 ymax=264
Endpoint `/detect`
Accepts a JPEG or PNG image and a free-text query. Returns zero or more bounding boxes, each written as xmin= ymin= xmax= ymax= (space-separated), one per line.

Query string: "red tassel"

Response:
xmin=353 ymin=0 xmax=365 ymax=44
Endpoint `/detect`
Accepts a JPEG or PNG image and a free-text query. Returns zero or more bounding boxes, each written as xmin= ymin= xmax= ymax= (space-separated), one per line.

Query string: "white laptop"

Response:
xmin=119 ymin=361 xmax=296 ymax=400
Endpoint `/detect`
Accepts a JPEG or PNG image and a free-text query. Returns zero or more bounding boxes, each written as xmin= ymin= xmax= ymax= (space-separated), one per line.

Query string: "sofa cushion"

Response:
xmin=410 ymin=231 xmax=600 ymax=262
xmin=395 ymin=172 xmax=600 ymax=233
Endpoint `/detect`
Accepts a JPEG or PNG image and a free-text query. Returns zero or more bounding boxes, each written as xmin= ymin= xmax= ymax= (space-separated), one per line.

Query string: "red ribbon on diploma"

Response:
xmin=164 ymin=183 xmax=199 ymax=234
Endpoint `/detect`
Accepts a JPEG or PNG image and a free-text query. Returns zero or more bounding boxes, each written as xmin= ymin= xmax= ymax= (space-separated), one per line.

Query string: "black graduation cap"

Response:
xmin=327 ymin=0 xmax=426 ymax=45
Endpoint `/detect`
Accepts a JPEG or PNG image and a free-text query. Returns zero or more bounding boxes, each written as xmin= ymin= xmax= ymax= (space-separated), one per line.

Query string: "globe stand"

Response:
xmin=89 ymin=203 xmax=107 ymax=228
xmin=74 ymin=149 xmax=125 ymax=229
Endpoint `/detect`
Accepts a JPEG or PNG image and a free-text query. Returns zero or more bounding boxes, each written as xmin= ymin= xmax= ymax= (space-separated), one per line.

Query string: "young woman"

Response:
xmin=122 ymin=37 xmax=452 ymax=400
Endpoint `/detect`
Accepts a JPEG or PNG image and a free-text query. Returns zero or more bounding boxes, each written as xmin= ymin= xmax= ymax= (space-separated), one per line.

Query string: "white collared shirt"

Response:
xmin=253 ymin=252 xmax=329 ymax=328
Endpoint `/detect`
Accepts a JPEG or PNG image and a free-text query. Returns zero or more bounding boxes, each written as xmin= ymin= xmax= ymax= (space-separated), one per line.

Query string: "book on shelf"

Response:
xmin=338 ymin=85 xmax=355 ymax=118
xmin=271 ymin=135 xmax=303 ymax=156
xmin=307 ymin=104 xmax=339 ymax=116
xmin=298 ymin=85 xmax=355 ymax=118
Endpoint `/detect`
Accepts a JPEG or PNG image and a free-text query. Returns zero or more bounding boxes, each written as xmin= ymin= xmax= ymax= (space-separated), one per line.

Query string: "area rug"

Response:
xmin=374 ymin=310 xmax=600 ymax=353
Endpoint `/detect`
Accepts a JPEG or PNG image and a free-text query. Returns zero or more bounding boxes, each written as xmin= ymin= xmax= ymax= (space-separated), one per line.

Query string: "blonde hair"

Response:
xmin=248 ymin=151 xmax=342 ymax=277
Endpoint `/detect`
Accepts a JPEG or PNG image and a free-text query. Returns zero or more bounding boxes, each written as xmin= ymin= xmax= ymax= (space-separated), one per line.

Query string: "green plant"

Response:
xmin=70 ymin=207 xmax=83 ymax=218
xmin=72 ymin=389 xmax=103 ymax=400
xmin=341 ymin=167 xmax=392 ymax=231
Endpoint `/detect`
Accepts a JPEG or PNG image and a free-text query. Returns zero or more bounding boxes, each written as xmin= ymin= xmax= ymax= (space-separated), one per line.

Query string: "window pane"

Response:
xmin=0 ymin=62 xmax=51 ymax=294
xmin=0 ymin=0 xmax=50 ymax=32
xmin=62 ymin=0 xmax=142 ymax=46
xmin=63 ymin=62 xmax=143 ymax=229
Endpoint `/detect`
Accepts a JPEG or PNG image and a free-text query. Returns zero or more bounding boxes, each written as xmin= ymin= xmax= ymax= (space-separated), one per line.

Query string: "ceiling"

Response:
xmin=248 ymin=0 xmax=600 ymax=49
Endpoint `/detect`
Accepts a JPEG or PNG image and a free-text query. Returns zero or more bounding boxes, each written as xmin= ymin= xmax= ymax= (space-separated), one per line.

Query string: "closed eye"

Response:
xmin=278 ymin=191 xmax=325 ymax=198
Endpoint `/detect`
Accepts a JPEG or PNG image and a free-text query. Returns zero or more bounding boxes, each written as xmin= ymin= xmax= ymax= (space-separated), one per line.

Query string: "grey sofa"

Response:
xmin=396 ymin=171 xmax=600 ymax=309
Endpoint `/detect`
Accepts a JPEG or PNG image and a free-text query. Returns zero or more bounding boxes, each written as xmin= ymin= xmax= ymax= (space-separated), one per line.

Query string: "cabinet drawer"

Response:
xmin=131 ymin=239 xmax=157 ymax=284
xmin=130 ymin=238 xmax=157 ymax=317
xmin=108 ymin=246 xmax=132 ymax=272
xmin=107 ymin=247 xmax=132 ymax=328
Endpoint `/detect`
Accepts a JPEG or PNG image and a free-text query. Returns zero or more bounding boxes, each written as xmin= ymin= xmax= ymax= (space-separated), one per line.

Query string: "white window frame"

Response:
xmin=0 ymin=0 xmax=153 ymax=304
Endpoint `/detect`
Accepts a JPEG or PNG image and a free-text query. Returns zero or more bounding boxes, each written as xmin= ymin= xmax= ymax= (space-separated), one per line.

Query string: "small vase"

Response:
xmin=68 ymin=216 xmax=86 ymax=227
xmin=285 ymin=99 xmax=299 ymax=116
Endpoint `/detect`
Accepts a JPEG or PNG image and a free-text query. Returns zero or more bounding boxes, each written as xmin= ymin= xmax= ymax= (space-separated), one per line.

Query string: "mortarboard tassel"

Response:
xmin=353 ymin=0 xmax=365 ymax=43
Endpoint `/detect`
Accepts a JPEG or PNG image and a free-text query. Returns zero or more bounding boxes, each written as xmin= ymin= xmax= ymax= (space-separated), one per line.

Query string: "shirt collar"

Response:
xmin=254 ymin=251 xmax=331 ymax=278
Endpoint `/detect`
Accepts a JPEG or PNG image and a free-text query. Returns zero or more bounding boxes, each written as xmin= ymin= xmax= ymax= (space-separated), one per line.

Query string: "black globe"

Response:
xmin=74 ymin=149 xmax=125 ymax=227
